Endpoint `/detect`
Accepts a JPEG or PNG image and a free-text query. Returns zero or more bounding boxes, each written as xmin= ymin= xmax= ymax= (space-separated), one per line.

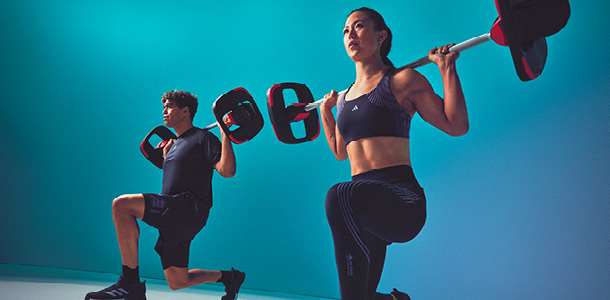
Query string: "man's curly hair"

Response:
xmin=161 ymin=90 xmax=198 ymax=121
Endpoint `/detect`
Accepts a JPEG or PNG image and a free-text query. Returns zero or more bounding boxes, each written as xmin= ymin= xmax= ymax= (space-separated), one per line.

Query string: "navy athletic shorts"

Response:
xmin=142 ymin=191 xmax=211 ymax=269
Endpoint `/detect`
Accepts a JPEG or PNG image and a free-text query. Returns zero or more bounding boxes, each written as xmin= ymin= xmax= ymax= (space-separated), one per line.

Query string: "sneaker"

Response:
xmin=391 ymin=288 xmax=411 ymax=300
xmin=85 ymin=276 xmax=146 ymax=300
xmin=221 ymin=268 xmax=246 ymax=300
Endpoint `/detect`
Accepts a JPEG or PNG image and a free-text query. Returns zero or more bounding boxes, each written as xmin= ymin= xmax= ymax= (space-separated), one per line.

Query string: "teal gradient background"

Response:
xmin=1 ymin=0 xmax=608 ymax=299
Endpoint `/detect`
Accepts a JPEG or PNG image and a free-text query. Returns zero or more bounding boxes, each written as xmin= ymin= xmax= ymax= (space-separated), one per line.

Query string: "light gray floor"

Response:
xmin=0 ymin=264 xmax=331 ymax=300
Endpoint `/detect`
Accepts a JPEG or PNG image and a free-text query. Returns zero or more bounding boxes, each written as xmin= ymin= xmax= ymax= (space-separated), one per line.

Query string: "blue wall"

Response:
xmin=1 ymin=0 xmax=608 ymax=299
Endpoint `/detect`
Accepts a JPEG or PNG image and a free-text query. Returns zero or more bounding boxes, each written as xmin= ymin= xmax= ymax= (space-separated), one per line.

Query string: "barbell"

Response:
xmin=267 ymin=0 xmax=571 ymax=144
xmin=140 ymin=87 xmax=264 ymax=169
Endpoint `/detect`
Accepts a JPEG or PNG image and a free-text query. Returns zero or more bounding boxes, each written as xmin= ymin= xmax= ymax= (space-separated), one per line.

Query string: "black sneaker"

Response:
xmin=221 ymin=268 xmax=246 ymax=300
xmin=390 ymin=288 xmax=411 ymax=300
xmin=85 ymin=276 xmax=146 ymax=300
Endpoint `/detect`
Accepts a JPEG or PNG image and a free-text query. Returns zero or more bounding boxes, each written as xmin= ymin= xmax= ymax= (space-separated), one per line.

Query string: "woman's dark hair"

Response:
xmin=349 ymin=7 xmax=394 ymax=67
xmin=161 ymin=90 xmax=198 ymax=121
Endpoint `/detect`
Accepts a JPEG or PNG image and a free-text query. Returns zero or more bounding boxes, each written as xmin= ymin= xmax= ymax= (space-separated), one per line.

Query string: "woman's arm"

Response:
xmin=394 ymin=44 xmax=469 ymax=136
xmin=320 ymin=90 xmax=348 ymax=160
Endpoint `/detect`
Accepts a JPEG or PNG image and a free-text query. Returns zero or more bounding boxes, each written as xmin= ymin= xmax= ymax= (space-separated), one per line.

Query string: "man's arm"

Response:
xmin=214 ymin=118 xmax=236 ymax=178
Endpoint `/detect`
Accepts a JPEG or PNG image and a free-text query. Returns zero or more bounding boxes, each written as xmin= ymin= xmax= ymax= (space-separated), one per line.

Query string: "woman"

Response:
xmin=321 ymin=7 xmax=469 ymax=300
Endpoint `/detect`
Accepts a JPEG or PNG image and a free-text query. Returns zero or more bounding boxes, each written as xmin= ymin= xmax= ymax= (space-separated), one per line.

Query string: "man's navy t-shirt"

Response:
xmin=162 ymin=127 xmax=221 ymax=204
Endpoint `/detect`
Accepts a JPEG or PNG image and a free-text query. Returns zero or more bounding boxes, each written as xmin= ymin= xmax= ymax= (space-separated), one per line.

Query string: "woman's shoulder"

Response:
xmin=390 ymin=67 xmax=432 ymax=94
xmin=391 ymin=67 xmax=425 ymax=83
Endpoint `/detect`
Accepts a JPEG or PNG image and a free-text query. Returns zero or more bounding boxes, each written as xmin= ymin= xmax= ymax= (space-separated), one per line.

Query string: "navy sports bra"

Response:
xmin=337 ymin=68 xmax=412 ymax=146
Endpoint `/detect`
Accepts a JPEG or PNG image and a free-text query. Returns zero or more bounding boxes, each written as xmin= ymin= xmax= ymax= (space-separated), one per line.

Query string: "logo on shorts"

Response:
xmin=151 ymin=198 xmax=169 ymax=215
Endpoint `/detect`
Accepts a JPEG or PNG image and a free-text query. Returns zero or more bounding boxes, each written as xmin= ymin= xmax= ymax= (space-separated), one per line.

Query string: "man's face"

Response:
xmin=162 ymin=100 xmax=188 ymax=128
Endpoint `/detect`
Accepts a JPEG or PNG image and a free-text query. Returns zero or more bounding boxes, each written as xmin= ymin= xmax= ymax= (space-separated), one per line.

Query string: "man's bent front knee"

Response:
xmin=112 ymin=194 xmax=145 ymax=220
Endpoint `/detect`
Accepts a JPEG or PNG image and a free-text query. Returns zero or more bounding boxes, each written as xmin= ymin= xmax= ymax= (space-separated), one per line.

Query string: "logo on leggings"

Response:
xmin=346 ymin=253 xmax=354 ymax=276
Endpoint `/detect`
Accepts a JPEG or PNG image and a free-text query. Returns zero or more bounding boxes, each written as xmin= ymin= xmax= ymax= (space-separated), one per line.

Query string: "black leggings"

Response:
xmin=325 ymin=165 xmax=426 ymax=300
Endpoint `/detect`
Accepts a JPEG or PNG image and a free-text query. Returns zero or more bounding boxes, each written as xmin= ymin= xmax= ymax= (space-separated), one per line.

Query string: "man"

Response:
xmin=86 ymin=90 xmax=245 ymax=300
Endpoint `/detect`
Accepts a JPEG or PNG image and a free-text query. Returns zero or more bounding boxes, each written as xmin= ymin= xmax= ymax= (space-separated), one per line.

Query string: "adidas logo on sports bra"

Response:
xmin=352 ymin=105 xmax=359 ymax=112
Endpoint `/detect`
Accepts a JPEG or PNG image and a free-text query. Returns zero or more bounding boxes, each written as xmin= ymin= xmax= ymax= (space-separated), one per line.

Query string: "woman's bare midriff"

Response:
xmin=346 ymin=136 xmax=412 ymax=176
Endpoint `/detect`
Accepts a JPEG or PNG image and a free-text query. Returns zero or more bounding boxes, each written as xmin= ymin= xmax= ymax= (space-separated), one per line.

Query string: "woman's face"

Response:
xmin=343 ymin=11 xmax=385 ymax=61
